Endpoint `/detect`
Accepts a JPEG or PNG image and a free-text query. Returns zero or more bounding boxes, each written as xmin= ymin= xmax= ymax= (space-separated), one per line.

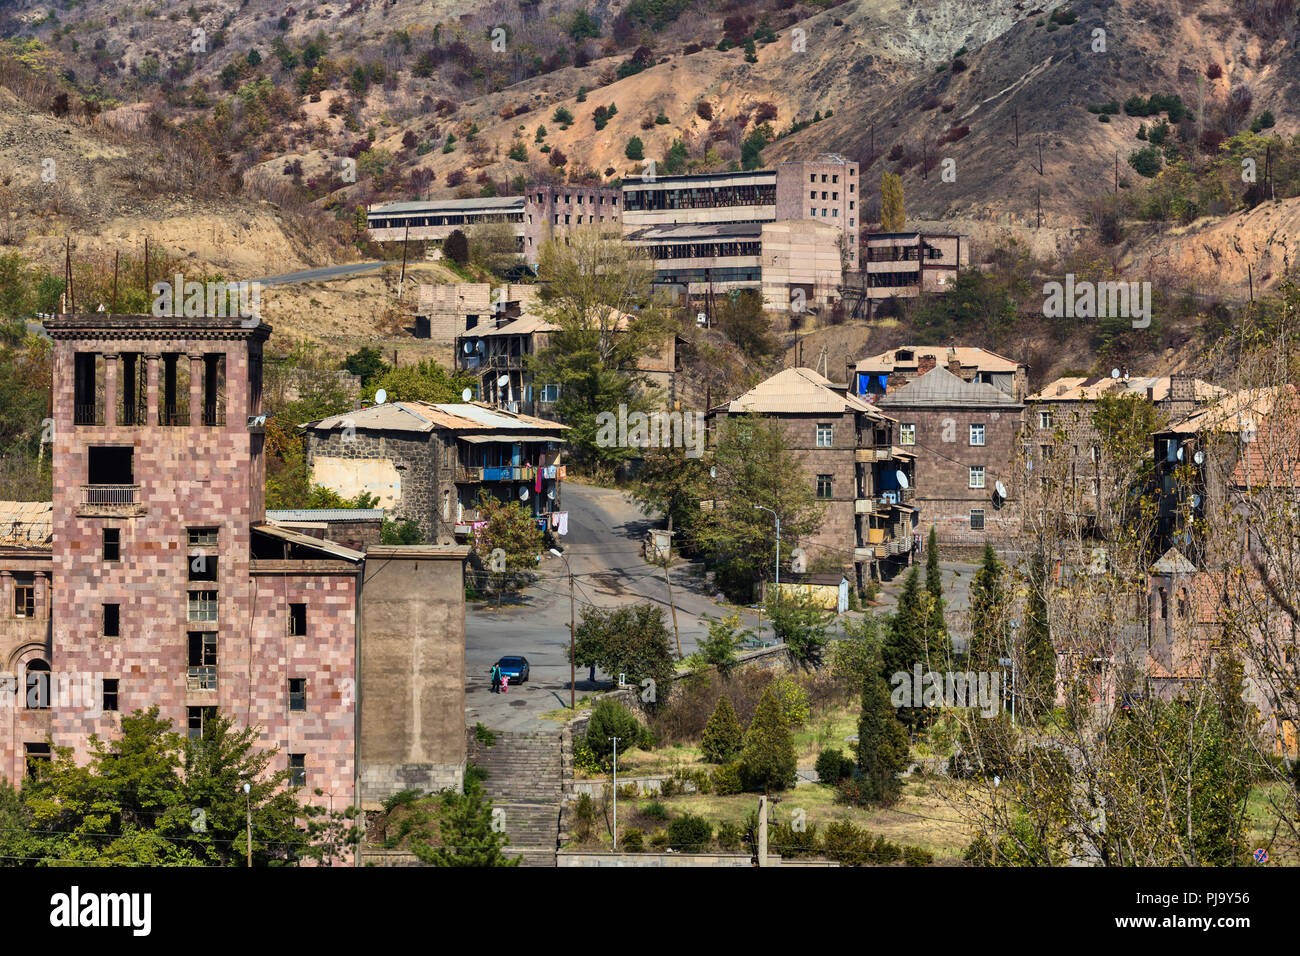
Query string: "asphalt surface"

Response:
xmin=254 ymin=261 xmax=386 ymax=286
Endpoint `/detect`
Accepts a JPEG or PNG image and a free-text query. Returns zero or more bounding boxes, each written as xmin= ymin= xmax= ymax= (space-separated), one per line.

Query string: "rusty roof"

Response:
xmin=303 ymin=400 xmax=567 ymax=435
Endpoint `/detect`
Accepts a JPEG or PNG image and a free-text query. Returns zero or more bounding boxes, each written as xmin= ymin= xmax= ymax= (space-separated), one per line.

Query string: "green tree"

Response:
xmin=713 ymin=288 xmax=779 ymax=363
xmin=572 ymin=603 xmax=676 ymax=704
xmin=584 ymin=698 xmax=642 ymax=762
xmin=369 ymin=359 xmax=475 ymax=404
xmin=856 ymin=654 xmax=909 ymax=806
xmin=968 ymin=543 xmax=1007 ymax=669
xmin=568 ymin=9 xmax=600 ymax=40
xmin=881 ymin=170 xmax=905 ymax=231
xmin=923 ymin=526 xmax=949 ymax=660
xmin=701 ymin=696 xmax=744 ymax=763
xmin=444 ymin=229 xmax=469 ymax=265
xmin=467 ymin=220 xmax=522 ymax=277
xmin=414 ymin=781 xmax=518 ymax=867
xmin=767 ymin=594 xmax=831 ymax=665
xmin=1019 ymin=553 xmax=1055 ymax=722
xmin=473 ymin=491 xmax=543 ymax=605
xmin=739 ymin=685 xmax=797 ymax=792
xmin=881 ymin=567 xmax=930 ymax=731
xmin=698 ymin=612 xmax=752 ymax=675
xmin=625 ymin=136 xmax=644 ymax=160
xmin=631 ymin=445 xmax=711 ymax=543
xmin=342 ymin=346 xmax=389 ymax=386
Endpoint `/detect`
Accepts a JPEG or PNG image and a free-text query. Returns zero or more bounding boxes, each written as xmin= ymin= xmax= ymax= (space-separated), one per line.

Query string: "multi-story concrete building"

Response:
xmin=852 ymin=345 xmax=1027 ymax=401
xmin=877 ymin=365 xmax=1023 ymax=549
xmin=853 ymin=233 xmax=969 ymax=308
xmin=0 ymin=313 xmax=470 ymax=817
xmin=708 ymin=367 xmax=917 ymax=589
xmin=523 ymin=183 xmax=622 ymax=263
xmin=301 ymin=400 xmax=569 ymax=543
xmin=366 ymin=195 xmax=525 ymax=246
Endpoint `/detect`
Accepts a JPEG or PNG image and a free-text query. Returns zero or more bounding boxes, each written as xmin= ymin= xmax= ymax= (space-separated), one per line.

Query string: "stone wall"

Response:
xmin=306 ymin=429 xmax=436 ymax=538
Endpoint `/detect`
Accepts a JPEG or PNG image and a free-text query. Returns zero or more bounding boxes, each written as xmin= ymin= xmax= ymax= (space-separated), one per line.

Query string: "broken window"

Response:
xmin=188 ymin=590 xmax=218 ymax=623
xmin=25 ymin=659 xmax=49 ymax=709
xmin=288 ymin=678 xmax=307 ymax=712
xmin=288 ymin=753 xmax=306 ymax=788
xmin=188 ymin=632 xmax=217 ymax=690
xmin=188 ymin=553 xmax=218 ymax=582
xmin=288 ymin=603 xmax=307 ymax=637
xmin=24 ymin=743 xmax=50 ymax=778
xmin=13 ymin=575 xmax=34 ymax=617
xmin=187 ymin=705 xmax=217 ymax=740
xmin=188 ymin=527 xmax=219 ymax=548
xmin=103 ymin=603 xmax=120 ymax=637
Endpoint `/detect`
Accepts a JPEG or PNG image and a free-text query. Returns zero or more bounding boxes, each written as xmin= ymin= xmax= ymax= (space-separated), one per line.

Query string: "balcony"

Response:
xmin=186 ymin=666 xmax=217 ymax=692
xmin=855 ymin=446 xmax=892 ymax=463
xmin=159 ymin=404 xmax=189 ymax=427
xmin=78 ymin=484 xmax=145 ymax=517
xmin=74 ymin=404 xmax=104 ymax=426
xmin=200 ymin=403 xmax=226 ymax=427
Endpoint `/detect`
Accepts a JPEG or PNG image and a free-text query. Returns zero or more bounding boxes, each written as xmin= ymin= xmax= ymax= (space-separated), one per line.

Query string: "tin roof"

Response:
xmin=1028 ymin=375 xmax=1225 ymax=404
xmin=721 ymin=367 xmax=891 ymax=417
xmin=877 ymin=366 xmax=1021 ymax=408
xmin=303 ymin=400 xmax=567 ymax=435
xmin=855 ymin=346 xmax=1022 ymax=375
xmin=0 ymin=501 xmax=52 ymax=546
xmin=266 ymin=509 xmax=385 ymax=522
xmin=368 ymin=196 xmax=524 ymax=215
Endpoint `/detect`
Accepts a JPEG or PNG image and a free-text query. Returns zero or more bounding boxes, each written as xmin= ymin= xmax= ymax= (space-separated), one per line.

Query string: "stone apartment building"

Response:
xmin=301 ymin=400 xmax=569 ymax=543
xmin=708 ymin=367 xmax=917 ymax=590
xmin=877 ymin=366 xmax=1023 ymax=549
xmin=1024 ymin=373 xmax=1224 ymax=534
xmin=0 ymin=313 xmax=469 ymax=818
xmin=415 ymin=282 xmax=539 ymax=347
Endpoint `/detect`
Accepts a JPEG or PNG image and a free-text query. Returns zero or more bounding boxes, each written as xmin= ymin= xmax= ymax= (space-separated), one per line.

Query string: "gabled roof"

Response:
xmin=1151 ymin=547 xmax=1197 ymax=574
xmin=877 ymin=366 xmax=1021 ymax=408
xmin=855 ymin=346 xmax=1022 ymax=375
xmin=303 ymin=401 xmax=567 ymax=435
xmin=1029 ymin=375 xmax=1225 ymax=403
xmin=0 ymin=501 xmax=52 ymax=546
xmin=1162 ymin=385 xmax=1294 ymax=436
xmin=720 ymin=367 xmax=890 ymax=417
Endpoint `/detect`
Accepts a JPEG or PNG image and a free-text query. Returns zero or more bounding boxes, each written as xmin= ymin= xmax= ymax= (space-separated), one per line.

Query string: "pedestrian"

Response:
xmin=500 ymin=672 xmax=509 ymax=694
xmin=490 ymin=664 xmax=500 ymax=693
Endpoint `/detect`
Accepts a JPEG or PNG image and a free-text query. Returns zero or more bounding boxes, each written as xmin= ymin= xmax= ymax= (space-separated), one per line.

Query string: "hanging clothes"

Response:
xmin=552 ymin=511 xmax=569 ymax=536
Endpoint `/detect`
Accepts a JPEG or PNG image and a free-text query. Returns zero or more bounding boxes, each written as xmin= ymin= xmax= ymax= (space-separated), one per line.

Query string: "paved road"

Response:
xmin=465 ymin=482 xmax=774 ymax=732
xmin=254 ymin=260 xmax=386 ymax=286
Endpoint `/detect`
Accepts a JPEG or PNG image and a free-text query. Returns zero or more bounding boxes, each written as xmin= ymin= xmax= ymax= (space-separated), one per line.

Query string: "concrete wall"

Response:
xmin=358 ymin=546 xmax=469 ymax=808
xmin=775 ymin=158 xmax=859 ymax=271
xmin=760 ymin=220 xmax=844 ymax=312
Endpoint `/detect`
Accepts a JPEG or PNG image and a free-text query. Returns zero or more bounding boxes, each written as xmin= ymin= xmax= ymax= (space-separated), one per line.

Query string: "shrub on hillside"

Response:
xmin=701 ymin=696 xmax=744 ymax=763
xmin=584 ymin=698 xmax=642 ymax=762
xmin=738 ymin=685 xmax=797 ymax=792
xmin=666 ymin=813 xmax=713 ymax=852
xmin=815 ymin=747 xmax=853 ymax=785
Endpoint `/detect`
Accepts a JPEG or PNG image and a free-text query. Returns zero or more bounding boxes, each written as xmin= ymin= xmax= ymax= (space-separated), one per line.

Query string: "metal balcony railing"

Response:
xmin=159 ymin=404 xmax=189 ymax=426
xmin=201 ymin=403 xmax=226 ymax=426
xmin=74 ymin=404 xmax=103 ymax=426
xmin=82 ymin=484 xmax=138 ymax=506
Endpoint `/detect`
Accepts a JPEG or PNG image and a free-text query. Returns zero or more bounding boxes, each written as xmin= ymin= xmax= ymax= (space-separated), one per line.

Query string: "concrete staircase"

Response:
xmin=468 ymin=730 xmax=563 ymax=867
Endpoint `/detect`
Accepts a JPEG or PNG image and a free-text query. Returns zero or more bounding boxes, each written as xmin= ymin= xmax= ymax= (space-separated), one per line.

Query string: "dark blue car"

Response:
xmin=493 ymin=656 xmax=530 ymax=685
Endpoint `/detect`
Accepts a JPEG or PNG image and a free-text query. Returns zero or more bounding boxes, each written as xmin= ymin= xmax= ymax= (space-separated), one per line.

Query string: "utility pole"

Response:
xmin=611 ymin=737 xmax=620 ymax=850
xmin=243 ymin=782 xmax=252 ymax=867
xmin=662 ymin=560 xmax=682 ymax=659
xmin=757 ymin=796 xmax=769 ymax=866
xmin=550 ymin=548 xmax=576 ymax=708
xmin=398 ymin=221 xmax=410 ymax=299
xmin=752 ymin=504 xmax=780 ymax=601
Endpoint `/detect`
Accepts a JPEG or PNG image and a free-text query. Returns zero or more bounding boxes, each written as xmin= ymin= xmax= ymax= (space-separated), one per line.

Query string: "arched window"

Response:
xmin=25 ymin=659 xmax=50 ymax=710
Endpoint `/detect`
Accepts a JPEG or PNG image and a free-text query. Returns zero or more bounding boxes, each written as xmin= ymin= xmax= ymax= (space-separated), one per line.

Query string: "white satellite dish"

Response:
xmin=995 ymin=480 xmax=1007 ymax=499
xmin=1191 ymin=494 xmax=1202 ymax=509
xmin=696 ymin=312 xmax=707 ymax=326
xmin=1110 ymin=368 xmax=1120 ymax=379
xmin=374 ymin=389 xmax=387 ymax=405
xmin=1176 ymin=445 xmax=1184 ymax=461
xmin=896 ymin=470 xmax=909 ymax=490
xmin=497 ymin=374 xmax=509 ymax=388
xmin=1193 ymin=450 xmax=1204 ymax=465
xmin=709 ymin=466 xmax=717 ymax=479
xmin=463 ymin=341 xmax=475 ymax=354
xmin=461 ymin=388 xmax=473 ymax=402
xmin=547 ymin=487 xmax=556 ymax=500
xmin=519 ymin=487 xmax=529 ymax=501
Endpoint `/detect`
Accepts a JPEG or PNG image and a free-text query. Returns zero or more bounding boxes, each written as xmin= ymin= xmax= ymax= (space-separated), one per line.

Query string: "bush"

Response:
xmin=642 ymin=800 xmax=668 ymax=821
xmin=834 ymin=775 xmax=878 ymax=807
xmin=716 ymin=821 xmax=741 ymax=849
xmin=552 ymin=106 xmax=574 ymax=126
xmin=701 ymin=696 xmax=744 ymax=763
xmin=711 ymin=761 xmax=743 ymax=795
xmin=771 ymin=820 xmax=818 ymax=857
xmin=507 ymin=142 xmax=527 ymax=162
xmin=815 ymin=747 xmax=853 ymax=785
xmin=584 ymin=699 xmax=642 ymax=762
xmin=625 ymin=136 xmax=644 ymax=160
xmin=666 ymin=813 xmax=712 ymax=853
xmin=769 ymin=675 xmax=811 ymax=728
xmin=696 ymin=100 xmax=714 ymax=120
xmin=444 ymin=229 xmax=469 ymax=265
xmin=621 ymin=827 xmax=644 ymax=851
xmin=1128 ymin=146 xmax=1163 ymax=178
xmin=903 ymin=845 xmax=934 ymax=866
xmin=572 ymin=737 xmax=602 ymax=775
xmin=648 ymin=829 xmax=669 ymax=848
xmin=822 ymin=820 xmax=872 ymax=865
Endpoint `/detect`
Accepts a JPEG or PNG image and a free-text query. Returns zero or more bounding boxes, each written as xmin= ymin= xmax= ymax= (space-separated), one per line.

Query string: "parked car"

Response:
xmin=493 ymin=656 xmax=530 ymax=684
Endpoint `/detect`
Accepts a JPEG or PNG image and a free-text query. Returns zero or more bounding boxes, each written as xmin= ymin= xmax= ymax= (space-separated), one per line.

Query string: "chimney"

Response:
xmin=918 ymin=353 xmax=937 ymax=375
xmin=946 ymin=347 xmax=961 ymax=376
xmin=1169 ymin=373 xmax=1193 ymax=404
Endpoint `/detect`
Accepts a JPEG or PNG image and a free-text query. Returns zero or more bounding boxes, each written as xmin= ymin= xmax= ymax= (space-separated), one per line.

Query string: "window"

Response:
xmin=187 ymin=706 xmax=217 ymax=740
xmin=288 ymin=603 xmax=307 ymax=637
xmin=14 ymin=577 xmax=34 ymax=617
xmin=102 ymin=678 xmax=119 ymax=712
xmin=970 ymin=509 xmax=986 ymax=531
xmin=188 ymin=632 xmax=217 ymax=690
xmin=809 ymin=191 xmax=816 ymax=199
xmin=289 ymin=754 xmax=306 ymax=788
xmin=103 ymin=603 xmax=120 ymax=637
xmin=25 ymin=659 xmax=50 ymax=709
xmin=816 ymin=423 xmax=833 ymax=447
xmin=540 ymin=383 xmax=560 ymax=402
xmin=289 ymin=678 xmax=307 ymax=712
xmin=1039 ymin=410 xmax=1053 ymax=430
xmin=1158 ymin=587 xmax=1168 ymax=620
xmin=969 ymin=424 xmax=985 ymax=446
xmin=103 ymin=528 xmax=120 ymax=561
xmin=188 ymin=527 xmax=218 ymax=548
xmin=188 ymin=553 xmax=218 ymax=582
xmin=816 ymin=475 xmax=833 ymax=499
xmin=969 ymin=466 xmax=985 ymax=489
xmin=187 ymin=590 xmax=218 ymax=623
xmin=899 ymin=424 xmax=916 ymax=445
xmin=24 ymin=743 xmax=50 ymax=778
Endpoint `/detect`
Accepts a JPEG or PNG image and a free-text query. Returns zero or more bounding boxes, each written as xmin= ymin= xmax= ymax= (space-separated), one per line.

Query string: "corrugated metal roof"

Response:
xmin=304 ymin=400 xmax=567 ymax=434
xmin=878 ymin=365 xmax=1021 ymax=408
xmin=266 ymin=509 xmax=384 ymax=522
xmin=855 ymin=346 xmax=1022 ymax=374
xmin=473 ymin=315 xmax=561 ymax=337
xmin=627 ymin=222 xmax=764 ymax=242
xmin=1028 ymin=375 xmax=1225 ymax=403
xmin=369 ymin=196 xmax=524 ymax=215
xmin=252 ymin=524 xmax=364 ymax=561
xmin=723 ymin=367 xmax=890 ymax=416
xmin=1163 ymin=385 xmax=1292 ymax=435
xmin=0 ymin=501 xmax=52 ymax=545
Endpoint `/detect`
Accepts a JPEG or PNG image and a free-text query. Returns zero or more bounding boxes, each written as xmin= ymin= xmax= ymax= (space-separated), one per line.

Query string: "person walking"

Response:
xmin=489 ymin=663 xmax=500 ymax=693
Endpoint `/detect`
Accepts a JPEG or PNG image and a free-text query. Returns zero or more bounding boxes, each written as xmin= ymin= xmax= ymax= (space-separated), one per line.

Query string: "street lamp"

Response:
xmin=550 ymin=547 xmax=576 ymax=709
xmin=1000 ymin=620 xmax=1020 ymax=725
xmin=752 ymin=504 xmax=781 ymax=591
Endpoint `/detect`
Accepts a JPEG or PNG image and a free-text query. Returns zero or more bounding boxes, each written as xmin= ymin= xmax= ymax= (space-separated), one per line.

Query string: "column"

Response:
xmin=0 ymin=570 xmax=11 ymax=620
xmin=103 ymin=353 xmax=119 ymax=427
xmin=145 ymin=354 xmax=160 ymax=425
xmin=34 ymin=570 xmax=49 ymax=621
xmin=188 ymin=353 xmax=204 ymax=426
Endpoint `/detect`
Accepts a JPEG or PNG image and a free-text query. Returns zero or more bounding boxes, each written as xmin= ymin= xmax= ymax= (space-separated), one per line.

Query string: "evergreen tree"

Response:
xmin=881 ymin=567 xmax=928 ymax=730
xmin=1020 ymin=553 xmax=1055 ymax=722
xmin=444 ymin=229 xmax=469 ymax=265
xmin=738 ymin=685 xmax=797 ymax=792
xmin=968 ymin=543 xmax=1007 ymax=669
xmin=881 ymin=171 xmax=905 ymax=231
xmin=923 ymin=526 xmax=948 ymax=664
xmin=856 ymin=657 xmax=909 ymax=806
xmin=415 ymin=781 xmax=519 ymax=867
xmin=701 ymin=696 xmax=744 ymax=764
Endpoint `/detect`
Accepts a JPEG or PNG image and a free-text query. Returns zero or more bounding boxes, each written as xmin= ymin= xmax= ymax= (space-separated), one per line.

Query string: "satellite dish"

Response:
xmin=1193 ymin=450 xmax=1204 ymax=465
xmin=1191 ymin=494 xmax=1202 ymax=509
xmin=1110 ymin=368 xmax=1121 ymax=379
xmin=497 ymin=375 xmax=509 ymax=388
xmin=547 ymin=486 xmax=556 ymax=499
xmin=696 ymin=312 xmax=707 ymax=326
xmin=995 ymin=480 xmax=1007 ymax=499
xmin=896 ymin=470 xmax=909 ymax=490
xmin=709 ymin=466 xmax=717 ymax=479
xmin=519 ymin=487 xmax=529 ymax=501
xmin=1176 ymin=445 xmax=1185 ymax=461
xmin=461 ymin=388 xmax=473 ymax=402
xmin=463 ymin=341 xmax=474 ymax=354
xmin=374 ymin=389 xmax=387 ymax=405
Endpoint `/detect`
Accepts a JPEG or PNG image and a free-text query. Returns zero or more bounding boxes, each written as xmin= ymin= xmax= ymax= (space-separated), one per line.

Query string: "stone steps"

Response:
xmin=466 ymin=729 xmax=564 ymax=864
